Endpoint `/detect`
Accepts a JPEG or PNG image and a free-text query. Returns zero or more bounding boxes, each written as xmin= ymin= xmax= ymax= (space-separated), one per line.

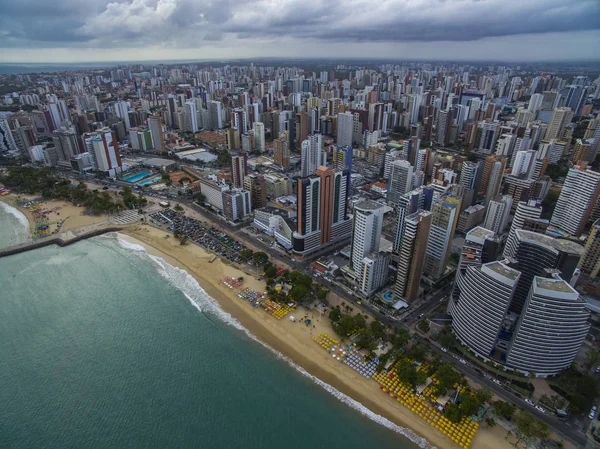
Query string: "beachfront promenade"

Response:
xmin=0 ymin=222 xmax=127 ymax=258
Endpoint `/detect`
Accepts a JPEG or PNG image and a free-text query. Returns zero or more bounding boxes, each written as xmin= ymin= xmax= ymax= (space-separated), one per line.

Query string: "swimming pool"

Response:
xmin=123 ymin=171 xmax=152 ymax=183
xmin=138 ymin=177 xmax=161 ymax=186
xmin=382 ymin=292 xmax=394 ymax=303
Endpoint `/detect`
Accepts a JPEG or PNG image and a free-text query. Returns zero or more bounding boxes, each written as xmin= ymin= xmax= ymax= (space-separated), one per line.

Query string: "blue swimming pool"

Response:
xmin=382 ymin=292 xmax=393 ymax=303
xmin=138 ymin=177 xmax=161 ymax=186
xmin=123 ymin=171 xmax=152 ymax=183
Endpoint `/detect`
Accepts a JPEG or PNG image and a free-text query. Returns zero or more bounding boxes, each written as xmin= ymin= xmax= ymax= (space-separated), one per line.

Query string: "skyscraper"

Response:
xmin=436 ymin=109 xmax=453 ymax=146
xmin=243 ymin=173 xmax=266 ymax=210
xmin=551 ymin=165 xmax=600 ymax=236
xmin=294 ymin=168 xmax=350 ymax=255
xmin=83 ymin=128 xmax=121 ymax=176
xmin=394 ymin=210 xmax=432 ymax=302
xmin=545 ymin=107 xmax=574 ymax=140
xmin=114 ymin=101 xmax=131 ymax=130
xmin=185 ymin=101 xmax=199 ymax=133
xmin=424 ymin=193 xmax=461 ymax=280
xmin=579 ymin=219 xmax=600 ymax=277
xmin=337 ymin=112 xmax=353 ymax=147
xmin=208 ymin=100 xmax=223 ymax=129
xmin=387 ymin=160 xmax=413 ymax=205
xmin=350 ymin=201 xmax=388 ymax=295
xmin=274 ymin=134 xmax=290 ymax=168
xmin=253 ymin=122 xmax=265 ymax=153
xmin=231 ymin=153 xmax=248 ymax=189
xmin=483 ymin=195 xmax=513 ymax=234
xmin=506 ymin=276 xmax=590 ymax=377
xmin=301 ymin=133 xmax=324 ymax=177
xmin=483 ymin=158 xmax=506 ymax=205
xmin=451 ymin=261 xmax=521 ymax=358
xmin=503 ymin=198 xmax=543 ymax=259
xmin=147 ymin=116 xmax=165 ymax=152
xmin=509 ymin=230 xmax=585 ymax=313
xmin=393 ymin=186 xmax=434 ymax=252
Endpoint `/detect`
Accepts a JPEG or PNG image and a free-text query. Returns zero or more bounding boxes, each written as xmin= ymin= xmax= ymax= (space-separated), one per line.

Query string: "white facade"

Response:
xmin=551 ymin=167 xmax=600 ymax=236
xmin=507 ymin=277 xmax=590 ymax=377
xmin=301 ymin=133 xmax=323 ymax=177
xmin=253 ymin=122 xmax=265 ymax=153
xmin=387 ymin=160 xmax=413 ymax=205
xmin=337 ymin=112 xmax=353 ymax=147
xmin=503 ymin=199 xmax=543 ymax=259
xmin=483 ymin=195 xmax=513 ymax=234
xmin=114 ymin=101 xmax=131 ymax=130
xmin=351 ymin=201 xmax=385 ymax=276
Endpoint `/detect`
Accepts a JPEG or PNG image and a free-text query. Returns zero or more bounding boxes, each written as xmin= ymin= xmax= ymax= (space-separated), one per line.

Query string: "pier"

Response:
xmin=0 ymin=223 xmax=128 ymax=258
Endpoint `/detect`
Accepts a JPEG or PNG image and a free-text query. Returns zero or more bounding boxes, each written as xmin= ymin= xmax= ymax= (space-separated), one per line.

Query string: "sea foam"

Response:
xmin=0 ymin=201 xmax=30 ymax=231
xmin=114 ymin=235 xmax=435 ymax=449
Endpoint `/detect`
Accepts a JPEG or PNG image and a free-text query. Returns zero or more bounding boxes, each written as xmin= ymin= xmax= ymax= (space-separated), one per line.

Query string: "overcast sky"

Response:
xmin=1 ymin=0 xmax=599 ymax=63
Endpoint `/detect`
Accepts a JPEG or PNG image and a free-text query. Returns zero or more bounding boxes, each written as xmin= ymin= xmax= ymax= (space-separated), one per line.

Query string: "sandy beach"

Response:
xmin=0 ymin=193 xmax=109 ymax=237
xmin=119 ymin=224 xmax=516 ymax=449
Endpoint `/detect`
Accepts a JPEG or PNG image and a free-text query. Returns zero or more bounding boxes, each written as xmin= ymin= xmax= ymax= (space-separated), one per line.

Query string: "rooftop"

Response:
xmin=467 ymin=226 xmax=495 ymax=241
xmin=355 ymin=199 xmax=385 ymax=212
xmin=535 ymin=277 xmax=577 ymax=294
xmin=485 ymin=261 xmax=521 ymax=281
xmin=516 ymin=230 xmax=585 ymax=256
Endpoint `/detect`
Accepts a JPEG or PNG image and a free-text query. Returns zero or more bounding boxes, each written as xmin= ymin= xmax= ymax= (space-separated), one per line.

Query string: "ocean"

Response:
xmin=0 ymin=205 xmax=426 ymax=449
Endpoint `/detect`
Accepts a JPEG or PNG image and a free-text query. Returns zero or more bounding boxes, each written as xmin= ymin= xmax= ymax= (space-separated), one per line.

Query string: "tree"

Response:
xmin=239 ymin=249 xmax=254 ymax=262
xmin=252 ymin=251 xmax=269 ymax=265
xmin=493 ymin=401 xmax=515 ymax=420
xmin=357 ymin=333 xmax=377 ymax=351
xmin=585 ymin=350 xmax=600 ymax=371
xmin=460 ymin=394 xmax=481 ymax=418
xmin=445 ymin=403 xmax=463 ymax=423
xmin=174 ymin=204 xmax=184 ymax=212
xmin=316 ymin=287 xmax=329 ymax=301
xmin=485 ymin=417 xmax=496 ymax=428
xmin=438 ymin=329 xmax=457 ymax=349
xmin=512 ymin=410 xmax=550 ymax=446
xmin=370 ymin=321 xmax=388 ymax=341
xmin=195 ymin=192 xmax=206 ymax=203
xmin=434 ymin=364 xmax=463 ymax=396
xmin=475 ymin=387 xmax=493 ymax=405
xmin=290 ymin=285 xmax=307 ymax=301
xmin=392 ymin=329 xmax=411 ymax=350
xmin=329 ymin=307 xmax=342 ymax=323
xmin=417 ymin=319 xmax=430 ymax=333
xmin=407 ymin=343 xmax=430 ymax=362
xmin=265 ymin=265 xmax=278 ymax=278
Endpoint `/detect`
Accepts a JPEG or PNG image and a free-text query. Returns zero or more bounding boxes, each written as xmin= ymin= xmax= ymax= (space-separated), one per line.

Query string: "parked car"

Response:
xmin=525 ymin=399 xmax=535 ymax=406
xmin=441 ymin=347 xmax=448 ymax=353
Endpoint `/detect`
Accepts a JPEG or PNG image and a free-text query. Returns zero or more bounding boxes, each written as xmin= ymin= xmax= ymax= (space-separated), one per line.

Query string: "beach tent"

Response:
xmin=289 ymin=316 xmax=296 ymax=322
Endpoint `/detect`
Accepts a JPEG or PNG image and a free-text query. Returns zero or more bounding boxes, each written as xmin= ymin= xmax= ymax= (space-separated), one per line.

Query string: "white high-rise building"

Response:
xmin=551 ymin=166 xmax=600 ymax=236
xmin=185 ymin=101 xmax=199 ymax=133
xmin=503 ymin=199 xmax=543 ymax=259
xmin=301 ymin=133 xmax=324 ymax=177
xmin=387 ymin=160 xmax=413 ymax=205
xmin=546 ymin=107 xmax=573 ymax=140
xmin=483 ymin=195 xmax=513 ymax=234
xmin=351 ymin=201 xmax=385 ymax=271
xmin=511 ymin=150 xmax=536 ymax=178
xmin=337 ymin=112 xmax=353 ymax=148
xmin=114 ymin=101 xmax=131 ymax=130
xmin=208 ymin=100 xmax=223 ymax=129
xmin=507 ymin=276 xmax=590 ymax=377
xmin=253 ymin=122 xmax=265 ymax=153
xmin=0 ymin=117 xmax=18 ymax=153
xmin=350 ymin=201 xmax=388 ymax=295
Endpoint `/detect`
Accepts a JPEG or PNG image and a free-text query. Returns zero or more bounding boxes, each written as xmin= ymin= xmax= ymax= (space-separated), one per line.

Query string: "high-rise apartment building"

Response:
xmin=394 ymin=210 xmax=432 ymax=302
xmin=506 ymin=276 xmax=590 ymax=377
xmin=147 ymin=116 xmax=165 ymax=152
xmin=231 ymin=153 xmax=248 ymax=189
xmin=551 ymin=166 xmax=600 ymax=236
xmin=301 ymin=133 xmax=324 ymax=177
xmin=393 ymin=186 xmax=434 ymax=252
xmin=387 ymin=160 xmax=413 ymax=205
xmin=503 ymin=198 xmax=543 ymax=259
xmin=483 ymin=195 xmax=513 ymax=234
xmin=274 ymin=134 xmax=290 ymax=168
xmin=243 ymin=173 xmax=266 ymax=211
xmin=114 ymin=101 xmax=131 ymax=130
xmin=424 ymin=193 xmax=461 ymax=280
xmin=579 ymin=219 xmax=600 ymax=277
xmin=294 ymin=167 xmax=350 ymax=255
xmin=350 ymin=201 xmax=388 ymax=295
xmin=83 ymin=128 xmax=122 ymax=176
xmin=253 ymin=122 xmax=265 ymax=153
xmin=337 ymin=112 xmax=353 ymax=147
xmin=545 ymin=107 xmax=573 ymax=140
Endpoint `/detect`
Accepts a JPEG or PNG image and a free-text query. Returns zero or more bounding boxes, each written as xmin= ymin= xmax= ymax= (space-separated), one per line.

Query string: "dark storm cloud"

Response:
xmin=0 ymin=0 xmax=598 ymax=49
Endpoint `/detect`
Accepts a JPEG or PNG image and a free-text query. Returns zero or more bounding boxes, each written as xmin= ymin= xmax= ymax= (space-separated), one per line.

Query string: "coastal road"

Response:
xmin=422 ymin=339 xmax=588 ymax=448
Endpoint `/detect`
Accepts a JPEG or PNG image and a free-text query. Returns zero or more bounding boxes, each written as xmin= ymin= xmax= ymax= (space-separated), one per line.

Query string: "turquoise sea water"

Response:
xmin=0 ymin=213 xmax=428 ymax=449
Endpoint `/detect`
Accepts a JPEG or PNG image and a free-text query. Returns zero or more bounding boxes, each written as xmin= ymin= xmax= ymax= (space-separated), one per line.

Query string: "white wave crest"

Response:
xmin=114 ymin=234 xmax=435 ymax=449
xmin=0 ymin=201 xmax=30 ymax=231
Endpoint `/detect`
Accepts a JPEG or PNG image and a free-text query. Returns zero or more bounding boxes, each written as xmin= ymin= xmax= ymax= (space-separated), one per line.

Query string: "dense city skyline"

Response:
xmin=1 ymin=0 xmax=599 ymax=63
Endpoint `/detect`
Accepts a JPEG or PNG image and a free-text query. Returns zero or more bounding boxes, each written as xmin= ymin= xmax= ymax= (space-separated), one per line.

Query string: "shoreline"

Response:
xmin=118 ymin=225 xmax=513 ymax=449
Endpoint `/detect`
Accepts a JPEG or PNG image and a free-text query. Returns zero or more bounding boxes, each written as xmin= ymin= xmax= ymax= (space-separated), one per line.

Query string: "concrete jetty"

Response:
xmin=0 ymin=223 xmax=127 ymax=258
